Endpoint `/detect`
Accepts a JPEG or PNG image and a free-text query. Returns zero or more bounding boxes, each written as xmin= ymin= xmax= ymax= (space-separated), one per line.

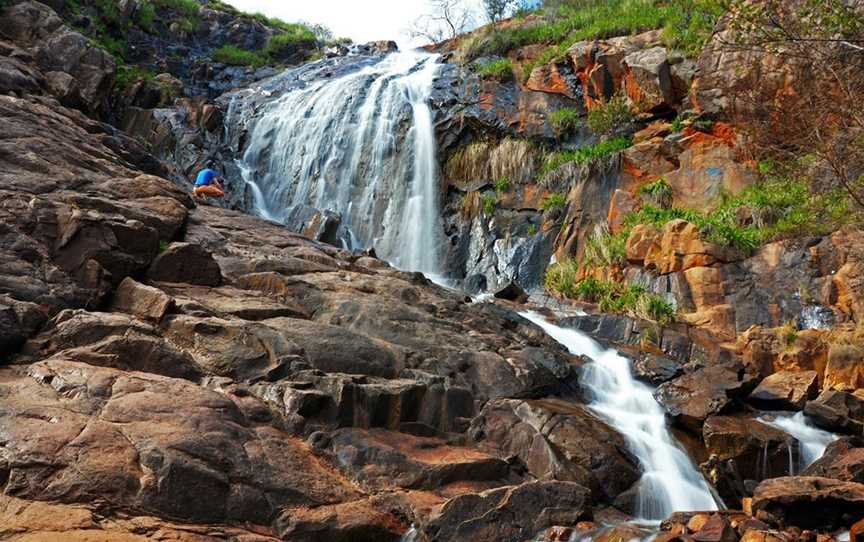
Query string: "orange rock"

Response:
xmin=622 ymin=139 xmax=677 ymax=189
xmin=687 ymin=513 xmax=712 ymax=532
xmin=625 ymin=223 xmax=660 ymax=263
xmin=824 ymin=344 xmax=864 ymax=391
xmin=608 ymin=189 xmax=638 ymax=234
xmin=526 ymin=60 xmax=579 ymax=99
xmin=851 ymin=517 xmax=864 ymax=542
xmin=644 ymin=220 xmax=732 ymax=274
xmin=665 ymin=137 xmax=757 ymax=212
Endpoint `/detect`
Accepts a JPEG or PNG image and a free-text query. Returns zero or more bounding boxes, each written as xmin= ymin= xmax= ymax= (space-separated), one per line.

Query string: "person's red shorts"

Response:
xmin=194 ymin=184 xmax=225 ymax=198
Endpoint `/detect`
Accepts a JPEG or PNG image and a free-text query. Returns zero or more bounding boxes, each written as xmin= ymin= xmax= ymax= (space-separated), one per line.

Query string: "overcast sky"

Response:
xmin=223 ymin=0 xmax=488 ymax=49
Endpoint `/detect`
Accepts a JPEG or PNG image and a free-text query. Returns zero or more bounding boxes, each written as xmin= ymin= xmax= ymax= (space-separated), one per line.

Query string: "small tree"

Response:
xmin=409 ymin=0 xmax=476 ymax=43
xmin=483 ymin=0 xmax=519 ymax=24
xmin=714 ymin=0 xmax=864 ymax=210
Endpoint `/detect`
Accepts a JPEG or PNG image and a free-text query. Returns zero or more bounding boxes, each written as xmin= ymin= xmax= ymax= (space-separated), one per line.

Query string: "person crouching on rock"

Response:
xmin=193 ymin=167 xmax=225 ymax=199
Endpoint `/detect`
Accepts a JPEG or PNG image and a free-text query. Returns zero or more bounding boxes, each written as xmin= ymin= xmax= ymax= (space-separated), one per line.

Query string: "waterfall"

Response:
xmin=759 ymin=412 xmax=838 ymax=469
xmin=520 ymin=312 xmax=719 ymax=521
xmin=238 ymin=51 xmax=444 ymax=274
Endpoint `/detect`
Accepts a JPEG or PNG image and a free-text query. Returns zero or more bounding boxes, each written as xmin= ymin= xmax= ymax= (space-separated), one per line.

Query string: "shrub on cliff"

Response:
xmin=587 ymin=95 xmax=634 ymax=135
xmin=550 ymin=108 xmax=581 ymax=137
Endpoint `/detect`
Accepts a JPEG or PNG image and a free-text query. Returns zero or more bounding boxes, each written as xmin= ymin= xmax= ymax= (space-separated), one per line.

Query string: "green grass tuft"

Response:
xmin=540 ymin=192 xmax=568 ymax=212
xmin=494 ymin=176 xmax=511 ymax=193
xmin=550 ymin=108 xmax=581 ymax=137
xmin=482 ymin=193 xmax=497 ymax=215
xmin=212 ymin=44 xmax=267 ymax=67
xmin=541 ymin=136 xmax=633 ymax=175
xmin=587 ymin=94 xmax=635 ymax=135
xmin=477 ymin=58 xmax=514 ymax=82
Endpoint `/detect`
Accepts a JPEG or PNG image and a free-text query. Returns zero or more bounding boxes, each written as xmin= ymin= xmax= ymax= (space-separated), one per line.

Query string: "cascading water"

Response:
xmin=520 ymin=312 xmax=719 ymax=521
xmin=759 ymin=412 xmax=838 ymax=469
xmin=238 ymin=51 xmax=444 ymax=274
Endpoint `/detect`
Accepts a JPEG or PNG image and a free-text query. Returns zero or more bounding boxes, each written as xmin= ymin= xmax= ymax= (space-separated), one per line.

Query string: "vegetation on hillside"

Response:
xmin=62 ymin=0 xmax=331 ymax=89
xmin=459 ymin=0 xmax=725 ymax=63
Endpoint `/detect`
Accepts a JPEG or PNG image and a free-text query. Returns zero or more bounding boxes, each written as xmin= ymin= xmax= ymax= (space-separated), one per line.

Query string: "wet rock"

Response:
xmin=803 ymin=437 xmax=864 ymax=483
xmin=301 ymin=209 xmax=342 ymax=247
xmin=423 ymin=480 xmax=591 ymax=542
xmin=493 ymin=281 xmax=528 ymax=303
xmin=748 ymin=370 xmax=819 ymax=411
xmin=750 ymin=476 xmax=864 ymax=530
xmin=655 ymin=361 xmax=758 ymax=431
xmin=804 ymin=390 xmax=864 ymax=435
xmin=701 ymin=415 xmax=797 ymax=504
xmin=147 ymin=242 xmax=223 ymax=287
xmin=632 ymin=351 xmax=684 ymax=385
xmin=110 ymin=277 xmax=174 ymax=321
xmin=469 ymin=398 xmax=640 ymax=503
xmin=464 ymin=273 xmax=488 ymax=295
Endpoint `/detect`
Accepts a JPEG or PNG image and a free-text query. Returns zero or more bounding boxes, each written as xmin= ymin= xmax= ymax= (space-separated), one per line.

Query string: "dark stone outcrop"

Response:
xmin=750 ymin=476 xmax=864 ymax=530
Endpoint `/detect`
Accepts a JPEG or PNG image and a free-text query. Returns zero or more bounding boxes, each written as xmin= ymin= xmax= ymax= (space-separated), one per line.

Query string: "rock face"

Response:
xmin=468 ymin=398 xmax=641 ymax=503
xmin=700 ymin=416 xmax=797 ymax=504
xmin=423 ymin=480 xmax=591 ymax=542
xmin=654 ymin=361 xmax=758 ymax=430
xmin=748 ymin=371 xmax=819 ymax=411
xmin=805 ymin=390 xmax=864 ymax=435
xmin=750 ymin=477 xmax=864 ymax=530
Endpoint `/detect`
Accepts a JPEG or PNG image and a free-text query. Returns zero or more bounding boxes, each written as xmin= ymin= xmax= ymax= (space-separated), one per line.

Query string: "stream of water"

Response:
xmin=519 ymin=311 xmax=720 ymax=521
xmin=759 ymin=411 xmax=838 ymax=471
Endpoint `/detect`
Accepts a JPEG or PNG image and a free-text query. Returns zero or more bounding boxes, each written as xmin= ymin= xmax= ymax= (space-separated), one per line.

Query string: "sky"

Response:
xmin=224 ymin=0 xmax=487 ymax=49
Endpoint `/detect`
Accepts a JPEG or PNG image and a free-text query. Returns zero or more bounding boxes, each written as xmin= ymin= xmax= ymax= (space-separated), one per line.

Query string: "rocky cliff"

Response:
xmin=1 ymin=1 xmax=864 ymax=541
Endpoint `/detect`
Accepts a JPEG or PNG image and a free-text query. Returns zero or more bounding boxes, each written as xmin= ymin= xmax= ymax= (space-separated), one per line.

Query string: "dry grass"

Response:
xmin=445 ymin=138 xmax=540 ymax=187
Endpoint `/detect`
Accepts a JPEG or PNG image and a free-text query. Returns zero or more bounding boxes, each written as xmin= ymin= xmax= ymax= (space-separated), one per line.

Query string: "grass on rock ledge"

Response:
xmin=544 ymin=266 xmax=676 ymax=324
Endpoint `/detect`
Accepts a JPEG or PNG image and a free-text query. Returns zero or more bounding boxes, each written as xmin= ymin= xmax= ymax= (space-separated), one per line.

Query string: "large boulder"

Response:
xmin=824 ymin=344 xmax=864 ymax=392
xmin=748 ymin=370 xmax=819 ymax=411
xmin=147 ymin=243 xmax=223 ymax=287
xmin=700 ymin=415 xmax=797 ymax=504
xmin=623 ymin=46 xmax=675 ymax=112
xmin=326 ymin=428 xmax=511 ymax=491
xmin=655 ymin=361 xmax=758 ymax=431
xmin=423 ymin=481 xmax=591 ymax=542
xmin=803 ymin=438 xmax=864 ymax=483
xmin=468 ymin=398 xmax=640 ymax=503
xmin=110 ymin=277 xmax=174 ymax=321
xmin=750 ymin=476 xmax=864 ymax=530
xmin=804 ymin=390 xmax=864 ymax=435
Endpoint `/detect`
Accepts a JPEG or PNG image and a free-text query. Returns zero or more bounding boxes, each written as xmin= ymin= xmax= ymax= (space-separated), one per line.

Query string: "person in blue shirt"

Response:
xmin=193 ymin=167 xmax=225 ymax=199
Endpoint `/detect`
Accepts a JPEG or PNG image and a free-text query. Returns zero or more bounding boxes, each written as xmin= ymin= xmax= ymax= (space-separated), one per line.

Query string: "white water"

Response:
xmin=239 ymin=51 xmax=444 ymax=274
xmin=759 ymin=412 xmax=838 ymax=469
xmin=520 ymin=311 xmax=719 ymax=521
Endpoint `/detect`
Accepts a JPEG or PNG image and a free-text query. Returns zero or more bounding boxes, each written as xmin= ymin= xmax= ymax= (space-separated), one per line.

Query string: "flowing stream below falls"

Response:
xmin=519 ymin=311 xmax=720 ymax=521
